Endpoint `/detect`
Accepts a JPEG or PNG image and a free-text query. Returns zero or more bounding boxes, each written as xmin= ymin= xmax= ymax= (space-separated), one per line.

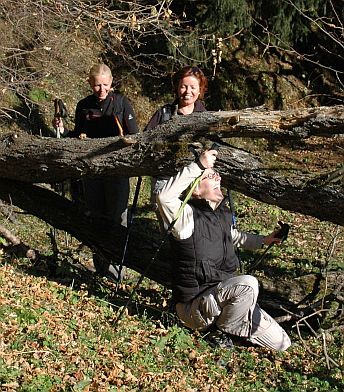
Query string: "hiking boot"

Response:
xmin=93 ymin=254 xmax=125 ymax=281
xmin=107 ymin=263 xmax=126 ymax=281
xmin=205 ymin=328 xmax=234 ymax=350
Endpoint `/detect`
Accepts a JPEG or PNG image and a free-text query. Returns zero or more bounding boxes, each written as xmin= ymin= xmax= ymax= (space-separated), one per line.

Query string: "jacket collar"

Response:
xmin=189 ymin=196 xmax=228 ymax=212
xmin=172 ymin=99 xmax=206 ymax=113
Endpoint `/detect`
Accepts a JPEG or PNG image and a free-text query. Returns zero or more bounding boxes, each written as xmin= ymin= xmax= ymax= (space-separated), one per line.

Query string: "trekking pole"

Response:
xmin=113 ymin=175 xmax=202 ymax=326
xmin=113 ymin=110 xmax=141 ymax=284
xmin=113 ymin=142 xmax=221 ymax=326
xmin=227 ymin=188 xmax=243 ymax=273
xmin=50 ymin=99 xmax=69 ymax=254
xmin=54 ymin=98 xmax=68 ymax=138
xmin=247 ymin=221 xmax=290 ymax=273
xmin=115 ymin=176 xmax=142 ymax=290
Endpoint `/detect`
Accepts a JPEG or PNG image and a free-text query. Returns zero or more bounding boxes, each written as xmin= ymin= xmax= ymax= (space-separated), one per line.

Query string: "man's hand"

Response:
xmin=263 ymin=231 xmax=282 ymax=246
xmin=263 ymin=221 xmax=290 ymax=246
xmin=198 ymin=149 xmax=218 ymax=169
xmin=52 ymin=117 xmax=64 ymax=133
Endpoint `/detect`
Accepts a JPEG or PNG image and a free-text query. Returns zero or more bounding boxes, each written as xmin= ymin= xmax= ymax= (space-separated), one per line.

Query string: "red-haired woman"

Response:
xmin=145 ymin=66 xmax=208 ymax=131
xmin=144 ymin=66 xmax=208 ymax=229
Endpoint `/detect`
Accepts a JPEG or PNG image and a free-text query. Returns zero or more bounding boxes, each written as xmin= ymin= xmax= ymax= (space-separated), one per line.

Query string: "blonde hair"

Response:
xmin=88 ymin=64 xmax=113 ymax=81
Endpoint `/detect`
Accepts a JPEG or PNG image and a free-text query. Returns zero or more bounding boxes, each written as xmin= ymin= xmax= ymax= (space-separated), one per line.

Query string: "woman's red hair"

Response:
xmin=173 ymin=66 xmax=208 ymax=99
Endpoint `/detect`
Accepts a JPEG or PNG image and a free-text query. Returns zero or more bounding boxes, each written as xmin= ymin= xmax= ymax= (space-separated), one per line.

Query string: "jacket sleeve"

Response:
xmin=144 ymin=103 xmax=175 ymax=132
xmin=156 ymin=162 xmax=203 ymax=240
xmin=66 ymin=101 xmax=84 ymax=138
xmin=122 ymin=96 xmax=138 ymax=134
xmin=143 ymin=109 xmax=163 ymax=132
xmin=231 ymin=227 xmax=264 ymax=250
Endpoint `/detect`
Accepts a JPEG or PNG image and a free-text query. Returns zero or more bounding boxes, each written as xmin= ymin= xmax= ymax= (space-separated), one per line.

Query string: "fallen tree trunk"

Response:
xmin=1 ymin=105 xmax=343 ymax=182
xmin=0 ymin=106 xmax=343 ymax=225
xmin=0 ymin=179 xmax=169 ymax=284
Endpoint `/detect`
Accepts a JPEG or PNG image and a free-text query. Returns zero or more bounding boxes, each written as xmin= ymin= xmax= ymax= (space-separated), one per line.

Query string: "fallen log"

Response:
xmin=0 ymin=106 xmax=343 ymax=226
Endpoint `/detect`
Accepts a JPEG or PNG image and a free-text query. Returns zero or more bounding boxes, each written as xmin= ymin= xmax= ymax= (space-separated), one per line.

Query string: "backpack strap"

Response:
xmin=115 ymin=115 xmax=125 ymax=137
xmin=112 ymin=92 xmax=126 ymax=136
xmin=161 ymin=104 xmax=173 ymax=123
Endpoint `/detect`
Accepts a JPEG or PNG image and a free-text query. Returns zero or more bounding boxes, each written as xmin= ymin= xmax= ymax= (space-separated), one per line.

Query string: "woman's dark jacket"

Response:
xmin=144 ymin=99 xmax=206 ymax=132
xmin=72 ymin=91 xmax=138 ymax=138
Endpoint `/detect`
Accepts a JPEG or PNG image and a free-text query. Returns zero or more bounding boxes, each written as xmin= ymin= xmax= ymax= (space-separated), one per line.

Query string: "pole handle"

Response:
xmin=188 ymin=142 xmax=221 ymax=160
xmin=275 ymin=221 xmax=290 ymax=242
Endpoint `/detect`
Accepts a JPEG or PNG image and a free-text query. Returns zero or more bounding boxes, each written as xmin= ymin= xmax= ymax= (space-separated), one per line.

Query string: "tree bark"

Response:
xmin=1 ymin=106 xmax=343 ymax=226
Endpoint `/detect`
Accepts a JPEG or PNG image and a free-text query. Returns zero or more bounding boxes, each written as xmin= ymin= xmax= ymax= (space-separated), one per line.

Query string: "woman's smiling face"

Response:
xmin=89 ymin=74 xmax=113 ymax=101
xmin=177 ymin=75 xmax=200 ymax=108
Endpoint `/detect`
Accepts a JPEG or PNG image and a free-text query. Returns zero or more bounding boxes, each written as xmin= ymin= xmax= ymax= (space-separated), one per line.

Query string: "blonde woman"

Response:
xmin=54 ymin=64 xmax=138 ymax=279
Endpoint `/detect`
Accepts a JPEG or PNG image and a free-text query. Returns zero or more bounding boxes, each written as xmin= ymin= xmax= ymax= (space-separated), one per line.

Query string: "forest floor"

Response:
xmin=0 ymin=166 xmax=343 ymax=391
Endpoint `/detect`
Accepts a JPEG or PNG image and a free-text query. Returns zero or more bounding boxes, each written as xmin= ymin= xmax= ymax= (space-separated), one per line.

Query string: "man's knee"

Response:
xmin=238 ymin=274 xmax=259 ymax=291
xmin=217 ymin=274 xmax=259 ymax=301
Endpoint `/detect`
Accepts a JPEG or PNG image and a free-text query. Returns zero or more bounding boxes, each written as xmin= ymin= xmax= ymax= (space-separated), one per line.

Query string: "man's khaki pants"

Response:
xmin=176 ymin=275 xmax=291 ymax=351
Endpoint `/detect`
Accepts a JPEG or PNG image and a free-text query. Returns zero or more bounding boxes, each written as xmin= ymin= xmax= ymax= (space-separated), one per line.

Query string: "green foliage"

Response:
xmin=253 ymin=0 xmax=327 ymax=46
xmin=154 ymin=325 xmax=194 ymax=351
xmin=0 ymin=358 xmax=22 ymax=385
xmin=170 ymin=0 xmax=338 ymax=67
xmin=73 ymin=379 xmax=92 ymax=391
xmin=15 ymin=308 xmax=39 ymax=325
xmin=168 ymin=31 xmax=210 ymax=64
xmin=191 ymin=0 xmax=251 ymax=37
xmin=28 ymin=88 xmax=50 ymax=103
xmin=20 ymin=374 xmax=62 ymax=391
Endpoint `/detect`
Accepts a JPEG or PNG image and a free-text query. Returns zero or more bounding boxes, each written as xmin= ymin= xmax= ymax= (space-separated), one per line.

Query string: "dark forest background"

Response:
xmin=1 ymin=0 xmax=343 ymax=135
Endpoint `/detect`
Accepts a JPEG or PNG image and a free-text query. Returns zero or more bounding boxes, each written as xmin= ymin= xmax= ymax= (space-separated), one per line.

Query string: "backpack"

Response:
xmin=161 ymin=104 xmax=173 ymax=123
xmin=161 ymin=102 xmax=179 ymax=123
